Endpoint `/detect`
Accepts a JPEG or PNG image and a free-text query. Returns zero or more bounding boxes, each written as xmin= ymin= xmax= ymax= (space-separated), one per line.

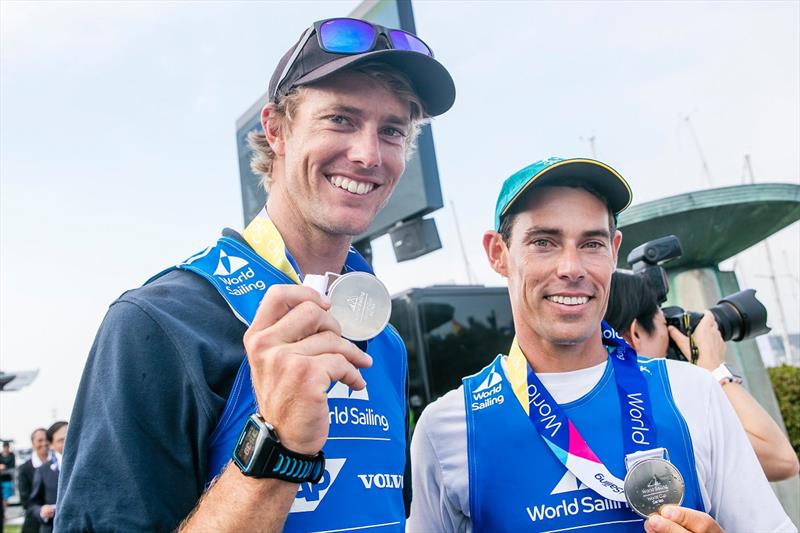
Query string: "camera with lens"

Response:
xmin=662 ymin=289 xmax=770 ymax=343
xmin=627 ymin=235 xmax=771 ymax=361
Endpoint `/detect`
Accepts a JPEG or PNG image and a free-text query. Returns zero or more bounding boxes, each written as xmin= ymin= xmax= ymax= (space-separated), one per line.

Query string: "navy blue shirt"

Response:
xmin=57 ymin=269 xmax=246 ymax=532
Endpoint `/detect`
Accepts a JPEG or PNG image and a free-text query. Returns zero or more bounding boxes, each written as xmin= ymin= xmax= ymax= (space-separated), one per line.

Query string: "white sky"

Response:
xmin=1 ymin=0 xmax=798 ymax=447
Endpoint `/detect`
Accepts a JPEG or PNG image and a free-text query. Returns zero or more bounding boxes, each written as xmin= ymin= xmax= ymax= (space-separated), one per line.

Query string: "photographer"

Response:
xmin=605 ymin=271 xmax=799 ymax=482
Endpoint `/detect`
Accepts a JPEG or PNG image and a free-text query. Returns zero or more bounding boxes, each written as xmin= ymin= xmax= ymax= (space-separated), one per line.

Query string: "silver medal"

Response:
xmin=623 ymin=458 xmax=685 ymax=518
xmin=327 ymin=272 xmax=391 ymax=341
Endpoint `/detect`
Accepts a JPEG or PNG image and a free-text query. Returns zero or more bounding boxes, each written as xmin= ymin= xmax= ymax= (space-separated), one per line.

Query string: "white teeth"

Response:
xmin=328 ymin=175 xmax=375 ymax=195
xmin=547 ymin=295 xmax=589 ymax=306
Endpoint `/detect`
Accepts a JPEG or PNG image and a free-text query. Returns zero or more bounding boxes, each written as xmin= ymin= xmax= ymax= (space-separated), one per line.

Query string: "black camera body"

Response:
xmin=626 ymin=235 xmax=683 ymax=304
xmin=627 ymin=236 xmax=771 ymax=360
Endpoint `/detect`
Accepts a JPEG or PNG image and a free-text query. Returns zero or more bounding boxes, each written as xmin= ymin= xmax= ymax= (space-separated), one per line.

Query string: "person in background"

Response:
xmin=29 ymin=421 xmax=67 ymax=533
xmin=605 ymin=270 xmax=799 ymax=481
xmin=0 ymin=440 xmax=15 ymax=528
xmin=0 ymin=441 xmax=15 ymax=500
xmin=18 ymin=428 xmax=50 ymax=533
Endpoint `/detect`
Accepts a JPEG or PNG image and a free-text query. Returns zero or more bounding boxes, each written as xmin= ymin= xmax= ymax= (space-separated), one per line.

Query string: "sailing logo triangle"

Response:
xmin=328 ymin=380 xmax=369 ymax=401
xmin=550 ymin=470 xmax=588 ymax=495
xmin=474 ymin=367 xmax=502 ymax=392
xmin=213 ymin=250 xmax=249 ymax=276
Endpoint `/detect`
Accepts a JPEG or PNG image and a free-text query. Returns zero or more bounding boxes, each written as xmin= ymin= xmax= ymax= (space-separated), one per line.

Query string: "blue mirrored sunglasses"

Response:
xmin=273 ymin=17 xmax=433 ymax=99
xmin=316 ymin=17 xmax=432 ymax=56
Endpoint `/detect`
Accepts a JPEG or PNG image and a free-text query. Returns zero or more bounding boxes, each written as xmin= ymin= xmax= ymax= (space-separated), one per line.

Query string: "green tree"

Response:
xmin=768 ymin=364 xmax=800 ymax=460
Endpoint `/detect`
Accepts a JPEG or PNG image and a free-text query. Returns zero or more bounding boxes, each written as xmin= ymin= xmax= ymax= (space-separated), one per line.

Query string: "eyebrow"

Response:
xmin=523 ymin=226 xmax=611 ymax=241
xmin=318 ymin=104 xmax=409 ymax=126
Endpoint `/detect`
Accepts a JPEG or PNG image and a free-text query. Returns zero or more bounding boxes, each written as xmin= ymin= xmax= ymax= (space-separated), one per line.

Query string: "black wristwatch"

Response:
xmin=232 ymin=413 xmax=325 ymax=483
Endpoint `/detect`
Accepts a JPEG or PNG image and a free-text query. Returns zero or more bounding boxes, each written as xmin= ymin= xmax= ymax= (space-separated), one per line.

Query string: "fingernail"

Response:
xmin=321 ymin=294 xmax=331 ymax=306
xmin=647 ymin=514 xmax=665 ymax=529
xmin=661 ymin=506 xmax=679 ymax=520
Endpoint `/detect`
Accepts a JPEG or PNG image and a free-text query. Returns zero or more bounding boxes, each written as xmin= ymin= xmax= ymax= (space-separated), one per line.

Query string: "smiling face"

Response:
xmin=265 ymin=70 xmax=411 ymax=239
xmin=485 ymin=186 xmax=622 ymax=356
xmin=31 ymin=430 xmax=49 ymax=459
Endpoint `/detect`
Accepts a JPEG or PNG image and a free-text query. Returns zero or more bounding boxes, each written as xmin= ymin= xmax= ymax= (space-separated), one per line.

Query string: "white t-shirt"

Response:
xmin=407 ymin=357 xmax=797 ymax=533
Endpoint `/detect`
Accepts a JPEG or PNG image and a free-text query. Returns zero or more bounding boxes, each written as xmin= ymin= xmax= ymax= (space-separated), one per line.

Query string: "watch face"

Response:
xmin=236 ymin=420 xmax=260 ymax=468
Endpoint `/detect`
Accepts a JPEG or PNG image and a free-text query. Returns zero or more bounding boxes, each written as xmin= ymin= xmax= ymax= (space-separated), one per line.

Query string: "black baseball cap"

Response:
xmin=268 ymin=19 xmax=456 ymax=117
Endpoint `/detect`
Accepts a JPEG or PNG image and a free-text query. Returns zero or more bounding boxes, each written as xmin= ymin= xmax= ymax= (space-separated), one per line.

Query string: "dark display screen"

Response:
xmin=236 ymin=422 xmax=259 ymax=467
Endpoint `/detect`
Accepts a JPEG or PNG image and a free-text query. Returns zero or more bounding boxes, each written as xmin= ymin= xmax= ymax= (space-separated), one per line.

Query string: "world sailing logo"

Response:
xmin=525 ymin=470 xmax=628 ymax=523
xmin=213 ymin=250 xmax=265 ymax=297
xmin=471 ymin=368 xmax=504 ymax=411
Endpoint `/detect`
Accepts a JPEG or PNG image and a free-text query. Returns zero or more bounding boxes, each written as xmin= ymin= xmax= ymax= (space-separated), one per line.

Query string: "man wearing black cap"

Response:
xmin=57 ymin=18 xmax=454 ymax=532
xmin=407 ymin=158 xmax=794 ymax=532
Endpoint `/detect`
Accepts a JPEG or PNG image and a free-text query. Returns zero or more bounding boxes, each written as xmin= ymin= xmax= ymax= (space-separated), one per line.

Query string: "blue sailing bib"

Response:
xmin=163 ymin=233 xmax=407 ymax=532
xmin=463 ymin=355 xmax=703 ymax=532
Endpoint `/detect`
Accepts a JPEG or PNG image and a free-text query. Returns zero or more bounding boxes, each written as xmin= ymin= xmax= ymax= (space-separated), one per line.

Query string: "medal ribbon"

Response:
xmin=242 ymin=208 xmax=302 ymax=284
xmin=505 ymin=322 xmax=658 ymax=502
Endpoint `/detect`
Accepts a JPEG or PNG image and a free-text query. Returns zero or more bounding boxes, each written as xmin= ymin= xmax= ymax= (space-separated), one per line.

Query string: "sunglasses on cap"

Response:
xmin=272 ymin=17 xmax=434 ymax=100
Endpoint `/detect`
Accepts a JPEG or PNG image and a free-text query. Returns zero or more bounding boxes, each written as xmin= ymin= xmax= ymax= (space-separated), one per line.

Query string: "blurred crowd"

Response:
xmin=0 ymin=421 xmax=68 ymax=533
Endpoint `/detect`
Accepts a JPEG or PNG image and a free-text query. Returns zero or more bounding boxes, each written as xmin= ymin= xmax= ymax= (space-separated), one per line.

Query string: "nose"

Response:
xmin=348 ymin=129 xmax=382 ymax=169
xmin=555 ymin=245 xmax=586 ymax=281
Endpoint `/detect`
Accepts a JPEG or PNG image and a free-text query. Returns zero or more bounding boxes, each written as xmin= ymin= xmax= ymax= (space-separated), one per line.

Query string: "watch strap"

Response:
xmin=258 ymin=441 xmax=325 ymax=483
xmin=234 ymin=413 xmax=326 ymax=483
xmin=711 ymin=363 xmax=743 ymax=385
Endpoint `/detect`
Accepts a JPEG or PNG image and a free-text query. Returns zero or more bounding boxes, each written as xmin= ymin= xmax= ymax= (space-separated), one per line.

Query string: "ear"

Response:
xmin=483 ymin=231 xmax=509 ymax=278
xmin=625 ymin=319 xmax=641 ymax=351
xmin=611 ymin=229 xmax=623 ymax=266
xmin=261 ymin=104 xmax=286 ymax=157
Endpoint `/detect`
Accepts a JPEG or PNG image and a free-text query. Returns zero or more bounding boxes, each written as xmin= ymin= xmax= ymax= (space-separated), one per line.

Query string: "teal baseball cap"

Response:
xmin=493 ymin=157 xmax=632 ymax=230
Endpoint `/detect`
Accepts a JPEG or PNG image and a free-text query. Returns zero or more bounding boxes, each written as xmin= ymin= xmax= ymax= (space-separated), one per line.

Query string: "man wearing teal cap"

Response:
xmin=407 ymin=157 xmax=794 ymax=532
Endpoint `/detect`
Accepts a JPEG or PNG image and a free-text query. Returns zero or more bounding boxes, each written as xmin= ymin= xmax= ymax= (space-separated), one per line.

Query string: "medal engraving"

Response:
xmin=328 ymin=272 xmax=391 ymax=341
xmin=624 ymin=458 xmax=685 ymax=518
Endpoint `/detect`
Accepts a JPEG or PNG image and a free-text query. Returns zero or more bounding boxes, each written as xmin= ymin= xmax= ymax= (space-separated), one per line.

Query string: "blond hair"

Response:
xmin=248 ymin=62 xmax=428 ymax=191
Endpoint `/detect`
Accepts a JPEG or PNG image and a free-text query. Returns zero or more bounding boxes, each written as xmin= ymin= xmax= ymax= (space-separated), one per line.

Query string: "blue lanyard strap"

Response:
xmin=602 ymin=323 xmax=659 ymax=455
xmin=524 ymin=323 xmax=657 ymax=455
xmin=517 ymin=322 xmax=658 ymax=501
